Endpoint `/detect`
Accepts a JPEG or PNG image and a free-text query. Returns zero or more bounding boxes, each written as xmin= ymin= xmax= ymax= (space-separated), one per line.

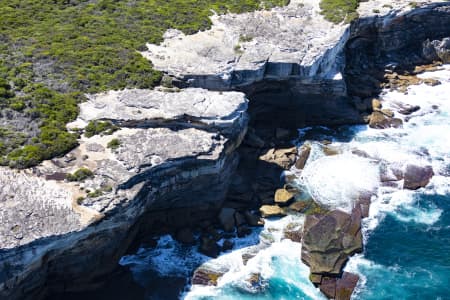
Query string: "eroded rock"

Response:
xmin=0 ymin=88 xmax=249 ymax=299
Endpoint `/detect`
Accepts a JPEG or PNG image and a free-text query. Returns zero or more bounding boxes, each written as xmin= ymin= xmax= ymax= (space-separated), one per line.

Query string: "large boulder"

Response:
xmin=244 ymin=211 xmax=265 ymax=227
xmin=302 ymin=209 xmax=363 ymax=275
xmin=199 ymin=236 xmax=221 ymax=258
xmin=403 ymin=164 xmax=434 ymax=190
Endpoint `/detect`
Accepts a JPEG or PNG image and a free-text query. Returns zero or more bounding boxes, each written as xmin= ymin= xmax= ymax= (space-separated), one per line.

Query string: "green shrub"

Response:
xmin=9 ymin=100 xmax=26 ymax=111
xmin=107 ymin=138 xmax=121 ymax=149
xmin=319 ymin=0 xmax=360 ymax=24
xmin=84 ymin=121 xmax=118 ymax=138
xmin=87 ymin=185 xmax=113 ymax=198
xmin=66 ymin=167 xmax=94 ymax=182
xmin=239 ymin=34 xmax=253 ymax=43
xmin=7 ymin=145 xmax=43 ymax=168
xmin=87 ymin=189 xmax=103 ymax=198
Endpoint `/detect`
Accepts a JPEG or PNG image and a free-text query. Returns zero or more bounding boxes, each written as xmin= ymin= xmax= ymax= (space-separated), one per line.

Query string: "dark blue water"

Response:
xmin=354 ymin=193 xmax=450 ymax=300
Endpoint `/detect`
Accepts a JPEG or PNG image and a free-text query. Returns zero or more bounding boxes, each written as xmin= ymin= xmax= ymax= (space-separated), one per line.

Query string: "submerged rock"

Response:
xmin=398 ymin=104 xmax=421 ymax=115
xmin=289 ymin=201 xmax=310 ymax=213
xmin=403 ymin=164 xmax=434 ymax=190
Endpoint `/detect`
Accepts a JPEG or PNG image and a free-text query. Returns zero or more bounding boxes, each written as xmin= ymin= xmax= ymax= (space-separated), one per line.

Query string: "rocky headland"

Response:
xmin=1 ymin=1 xmax=450 ymax=299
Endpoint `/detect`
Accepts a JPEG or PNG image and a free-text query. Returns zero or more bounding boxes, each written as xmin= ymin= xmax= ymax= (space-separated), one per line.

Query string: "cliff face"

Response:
xmin=0 ymin=89 xmax=248 ymax=300
xmin=143 ymin=0 xmax=450 ymax=129
xmin=1 ymin=1 xmax=450 ymax=299
xmin=346 ymin=3 xmax=450 ymax=98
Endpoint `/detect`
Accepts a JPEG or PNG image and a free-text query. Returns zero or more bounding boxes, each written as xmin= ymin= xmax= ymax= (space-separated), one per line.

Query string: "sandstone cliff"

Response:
xmin=0 ymin=88 xmax=248 ymax=299
xmin=1 ymin=1 xmax=449 ymax=299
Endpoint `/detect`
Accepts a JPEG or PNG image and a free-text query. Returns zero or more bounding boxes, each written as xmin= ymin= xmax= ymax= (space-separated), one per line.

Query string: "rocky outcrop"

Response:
xmin=302 ymin=209 xmax=363 ymax=275
xmin=142 ymin=0 xmax=367 ymax=129
xmin=142 ymin=0 xmax=348 ymax=92
xmin=345 ymin=3 xmax=450 ymax=98
xmin=71 ymin=88 xmax=247 ymax=136
xmin=0 ymin=88 xmax=248 ymax=300
xmin=423 ymin=37 xmax=450 ymax=63
xmin=301 ymin=208 xmax=364 ymax=300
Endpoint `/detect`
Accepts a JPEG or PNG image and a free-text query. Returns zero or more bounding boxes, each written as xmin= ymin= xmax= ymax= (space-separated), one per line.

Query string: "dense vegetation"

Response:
xmin=319 ymin=0 xmax=361 ymax=24
xmin=0 ymin=0 xmax=288 ymax=168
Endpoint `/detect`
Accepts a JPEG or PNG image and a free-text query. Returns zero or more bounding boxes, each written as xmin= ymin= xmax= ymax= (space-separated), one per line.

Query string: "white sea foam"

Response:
xmin=343 ymin=65 xmax=450 ymax=298
xmin=181 ymin=214 xmax=328 ymax=299
xmin=184 ymin=239 xmax=326 ymax=300
xmin=301 ymin=153 xmax=380 ymax=213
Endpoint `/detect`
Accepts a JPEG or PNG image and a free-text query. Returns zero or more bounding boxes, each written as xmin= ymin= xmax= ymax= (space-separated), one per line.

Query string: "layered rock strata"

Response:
xmin=1 ymin=1 xmax=450 ymax=299
xmin=346 ymin=3 xmax=450 ymax=98
xmin=0 ymin=89 xmax=248 ymax=300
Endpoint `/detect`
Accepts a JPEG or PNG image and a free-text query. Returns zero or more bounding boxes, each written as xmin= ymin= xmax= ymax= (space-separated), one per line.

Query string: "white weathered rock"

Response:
xmin=143 ymin=0 xmax=446 ymax=93
xmin=142 ymin=0 xmax=349 ymax=90
xmin=71 ymin=88 xmax=248 ymax=133
xmin=0 ymin=88 xmax=249 ymax=300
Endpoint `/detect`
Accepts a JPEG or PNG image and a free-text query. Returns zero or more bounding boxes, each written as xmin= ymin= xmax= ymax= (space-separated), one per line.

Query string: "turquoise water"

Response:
xmin=121 ymin=66 xmax=450 ymax=299
xmin=352 ymin=194 xmax=450 ymax=300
